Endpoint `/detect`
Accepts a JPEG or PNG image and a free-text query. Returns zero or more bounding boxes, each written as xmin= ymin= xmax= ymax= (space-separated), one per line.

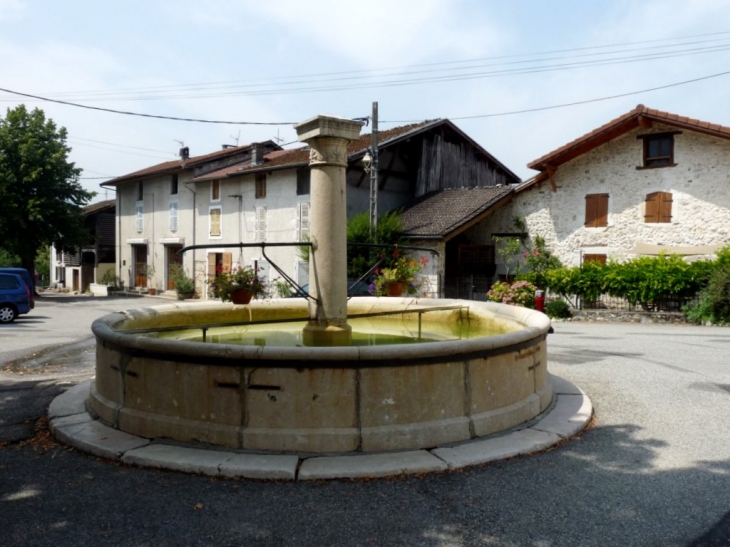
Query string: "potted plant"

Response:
xmin=373 ymin=251 xmax=428 ymax=297
xmin=170 ymin=264 xmax=195 ymax=300
xmin=210 ymin=266 xmax=266 ymax=304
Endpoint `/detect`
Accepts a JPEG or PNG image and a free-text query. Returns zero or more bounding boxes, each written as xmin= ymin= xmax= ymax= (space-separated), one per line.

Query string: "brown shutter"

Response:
xmin=583 ymin=254 xmax=607 ymax=265
xmin=658 ymin=192 xmax=673 ymax=223
xmin=645 ymin=192 xmax=659 ymax=222
xmin=208 ymin=253 xmax=216 ymax=278
xmin=585 ymin=194 xmax=608 ymax=227
xmin=222 ymin=252 xmax=232 ymax=273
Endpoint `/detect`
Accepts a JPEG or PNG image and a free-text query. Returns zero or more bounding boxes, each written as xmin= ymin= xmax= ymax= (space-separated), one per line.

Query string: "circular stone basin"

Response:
xmin=90 ymin=297 xmax=553 ymax=454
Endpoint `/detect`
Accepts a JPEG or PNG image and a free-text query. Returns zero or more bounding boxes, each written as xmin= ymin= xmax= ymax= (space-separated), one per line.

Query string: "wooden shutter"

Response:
xmin=297 ymin=203 xmax=310 ymax=241
xmin=169 ymin=202 xmax=178 ymax=232
xmin=255 ymin=173 xmax=267 ymax=199
xmin=583 ymin=254 xmax=607 ymax=265
xmin=135 ymin=204 xmax=143 ymax=232
xmin=222 ymin=252 xmax=232 ymax=274
xmin=645 ymin=192 xmax=672 ymax=223
xmin=255 ymin=206 xmax=267 ymax=242
xmin=210 ymin=207 xmax=221 ymax=237
xmin=585 ymin=194 xmax=608 ymax=227
xmin=208 ymin=253 xmax=217 ymax=278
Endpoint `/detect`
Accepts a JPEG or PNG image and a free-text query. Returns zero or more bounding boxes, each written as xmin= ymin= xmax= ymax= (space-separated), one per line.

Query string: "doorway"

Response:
xmin=166 ymin=245 xmax=183 ymax=290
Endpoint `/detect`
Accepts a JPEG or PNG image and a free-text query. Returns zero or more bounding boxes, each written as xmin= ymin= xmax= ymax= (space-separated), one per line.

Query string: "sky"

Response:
xmin=2 ymin=0 xmax=730 ymax=202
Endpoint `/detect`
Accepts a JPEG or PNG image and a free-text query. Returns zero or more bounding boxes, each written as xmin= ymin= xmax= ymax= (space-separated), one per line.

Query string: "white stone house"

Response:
xmin=104 ymin=119 xmax=520 ymax=298
xmin=487 ymin=104 xmax=730 ymax=269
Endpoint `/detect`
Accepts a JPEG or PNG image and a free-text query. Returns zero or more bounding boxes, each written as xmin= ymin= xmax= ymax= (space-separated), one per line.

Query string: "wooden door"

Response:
xmin=167 ymin=245 xmax=183 ymax=290
xmin=133 ymin=245 xmax=148 ymax=287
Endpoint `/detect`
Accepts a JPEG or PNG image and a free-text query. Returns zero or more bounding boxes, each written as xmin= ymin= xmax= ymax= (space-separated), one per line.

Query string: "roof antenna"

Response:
xmin=271 ymin=129 xmax=284 ymax=145
xmin=230 ymin=131 xmax=241 ymax=147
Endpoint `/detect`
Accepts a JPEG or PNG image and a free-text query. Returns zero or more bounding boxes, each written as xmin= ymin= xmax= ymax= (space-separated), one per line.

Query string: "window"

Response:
xmin=137 ymin=181 xmax=144 ymax=201
xmin=297 ymin=203 xmax=310 ymax=241
xmin=638 ymin=132 xmax=679 ymax=168
xmin=255 ymin=206 xmax=267 ymax=242
xmin=645 ymin=191 xmax=672 ymax=223
xmin=255 ymin=173 xmax=267 ymax=199
xmin=583 ymin=254 xmax=607 ymax=265
xmin=296 ymin=166 xmax=310 ymax=195
xmin=169 ymin=202 xmax=178 ymax=232
xmin=211 ymin=180 xmax=220 ymax=201
xmin=135 ymin=203 xmax=143 ymax=232
xmin=209 ymin=206 xmax=222 ymax=237
xmin=171 ymin=174 xmax=178 ymax=195
xmin=584 ymin=194 xmax=609 ymax=228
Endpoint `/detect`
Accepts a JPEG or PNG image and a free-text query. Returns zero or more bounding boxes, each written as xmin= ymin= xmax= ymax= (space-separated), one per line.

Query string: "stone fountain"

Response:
xmin=87 ymin=115 xmax=553 ymax=455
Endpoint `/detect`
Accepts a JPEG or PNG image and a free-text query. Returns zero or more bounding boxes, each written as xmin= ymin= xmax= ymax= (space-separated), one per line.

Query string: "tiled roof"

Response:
xmin=105 ymin=142 xmax=277 ymax=185
xmin=529 ymin=104 xmax=730 ymax=171
xmin=82 ymin=199 xmax=115 ymax=215
xmin=400 ymin=186 xmax=513 ymax=239
xmin=190 ymin=122 xmax=437 ymax=182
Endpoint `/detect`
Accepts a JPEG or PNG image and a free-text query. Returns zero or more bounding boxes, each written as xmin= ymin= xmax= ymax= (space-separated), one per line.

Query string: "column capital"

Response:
xmin=294 ymin=115 xmax=364 ymax=143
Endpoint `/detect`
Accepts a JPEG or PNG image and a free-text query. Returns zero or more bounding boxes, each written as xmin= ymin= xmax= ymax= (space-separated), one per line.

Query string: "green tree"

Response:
xmin=346 ymin=210 xmax=404 ymax=278
xmin=0 ymin=105 xmax=94 ymax=274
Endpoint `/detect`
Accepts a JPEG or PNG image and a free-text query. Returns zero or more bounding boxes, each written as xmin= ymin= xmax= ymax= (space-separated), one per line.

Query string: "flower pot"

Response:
xmin=386 ymin=282 xmax=406 ymax=297
xmin=148 ymin=288 xmax=157 ymax=296
xmin=177 ymin=291 xmax=194 ymax=300
xmin=230 ymin=289 xmax=254 ymax=305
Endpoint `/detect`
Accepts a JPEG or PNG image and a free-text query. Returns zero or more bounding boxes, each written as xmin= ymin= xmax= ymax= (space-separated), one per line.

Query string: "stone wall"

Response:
xmin=484 ymin=123 xmax=730 ymax=266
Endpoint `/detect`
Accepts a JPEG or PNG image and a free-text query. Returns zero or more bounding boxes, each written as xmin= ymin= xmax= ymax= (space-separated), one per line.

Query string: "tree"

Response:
xmin=0 ymin=105 xmax=94 ymax=274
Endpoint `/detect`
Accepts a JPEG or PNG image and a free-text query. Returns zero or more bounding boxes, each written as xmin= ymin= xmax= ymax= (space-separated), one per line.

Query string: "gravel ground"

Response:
xmin=1 ymin=308 xmax=729 ymax=546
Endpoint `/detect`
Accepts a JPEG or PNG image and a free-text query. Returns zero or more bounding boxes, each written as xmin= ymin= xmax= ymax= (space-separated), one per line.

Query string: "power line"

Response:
xmin=69 ymin=135 xmax=176 ymax=155
xmin=382 ymin=70 xmax=730 ymax=123
xmin=0 ymin=87 xmax=296 ymax=125
xmin=27 ymin=30 xmax=730 ymax=99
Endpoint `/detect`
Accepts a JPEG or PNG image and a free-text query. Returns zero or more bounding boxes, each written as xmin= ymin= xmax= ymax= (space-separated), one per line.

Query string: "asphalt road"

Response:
xmin=1 ymin=298 xmax=729 ymax=546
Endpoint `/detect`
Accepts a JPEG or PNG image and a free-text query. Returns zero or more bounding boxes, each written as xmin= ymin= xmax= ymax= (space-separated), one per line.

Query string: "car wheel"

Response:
xmin=0 ymin=305 xmax=16 ymax=323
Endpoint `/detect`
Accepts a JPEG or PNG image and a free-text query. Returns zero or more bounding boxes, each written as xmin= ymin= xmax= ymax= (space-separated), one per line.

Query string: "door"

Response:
xmin=133 ymin=245 xmax=148 ymax=287
xmin=166 ymin=245 xmax=183 ymax=290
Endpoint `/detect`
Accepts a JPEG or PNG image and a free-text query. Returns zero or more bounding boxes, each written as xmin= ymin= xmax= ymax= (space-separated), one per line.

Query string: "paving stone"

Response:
xmin=122 ymin=444 xmax=231 ymax=476
xmin=299 ymin=450 xmax=447 ymax=480
xmin=51 ymin=418 xmax=149 ymax=460
xmin=48 ymin=380 xmax=91 ymax=418
xmin=432 ymin=428 xmax=561 ymax=469
xmin=219 ymin=453 xmax=299 ymax=480
xmin=530 ymin=393 xmax=593 ymax=439
xmin=550 ymin=374 xmax=585 ymax=395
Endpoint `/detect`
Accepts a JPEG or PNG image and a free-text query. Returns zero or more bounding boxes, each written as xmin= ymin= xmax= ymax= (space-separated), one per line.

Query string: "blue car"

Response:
xmin=0 ymin=272 xmax=32 ymax=323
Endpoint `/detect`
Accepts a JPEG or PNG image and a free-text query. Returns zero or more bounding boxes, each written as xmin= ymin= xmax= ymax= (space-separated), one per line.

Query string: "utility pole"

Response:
xmin=369 ymin=101 xmax=379 ymax=239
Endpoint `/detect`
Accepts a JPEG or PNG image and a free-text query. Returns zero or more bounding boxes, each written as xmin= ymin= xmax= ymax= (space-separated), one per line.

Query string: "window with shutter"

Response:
xmin=645 ymin=192 xmax=672 ymax=223
xmin=169 ymin=201 xmax=178 ymax=232
xmin=255 ymin=206 xmax=267 ymax=242
xmin=209 ymin=207 xmax=222 ymax=237
xmin=135 ymin=203 xmax=143 ymax=232
xmin=584 ymin=194 xmax=609 ymax=228
xmin=297 ymin=203 xmax=310 ymax=241
xmin=211 ymin=180 xmax=220 ymax=201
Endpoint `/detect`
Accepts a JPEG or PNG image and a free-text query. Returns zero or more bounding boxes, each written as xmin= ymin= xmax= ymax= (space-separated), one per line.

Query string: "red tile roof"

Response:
xmin=105 ymin=142 xmax=277 ymax=185
xmin=529 ymin=104 xmax=730 ymax=172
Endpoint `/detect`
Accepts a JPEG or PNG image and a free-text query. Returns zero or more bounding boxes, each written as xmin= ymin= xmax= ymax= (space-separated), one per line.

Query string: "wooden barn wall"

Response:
xmin=415 ymin=134 xmax=509 ymax=197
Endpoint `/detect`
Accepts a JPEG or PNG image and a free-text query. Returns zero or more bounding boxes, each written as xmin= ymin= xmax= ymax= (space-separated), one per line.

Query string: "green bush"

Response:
xmin=685 ymin=265 xmax=730 ymax=324
xmin=545 ymin=299 xmax=572 ymax=319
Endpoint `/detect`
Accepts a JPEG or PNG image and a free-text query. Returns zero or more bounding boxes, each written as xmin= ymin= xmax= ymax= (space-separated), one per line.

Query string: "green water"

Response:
xmin=150 ymin=317 xmax=512 ymax=347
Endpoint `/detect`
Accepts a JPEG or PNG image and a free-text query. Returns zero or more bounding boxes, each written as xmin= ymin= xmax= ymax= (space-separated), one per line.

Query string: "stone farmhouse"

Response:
xmin=488 ymin=104 xmax=730 ymax=268
xmin=103 ymin=119 xmax=520 ymax=298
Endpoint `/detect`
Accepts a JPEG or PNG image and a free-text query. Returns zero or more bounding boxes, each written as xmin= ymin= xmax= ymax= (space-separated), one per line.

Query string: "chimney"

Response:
xmin=251 ymin=143 xmax=263 ymax=165
xmin=179 ymin=147 xmax=190 ymax=160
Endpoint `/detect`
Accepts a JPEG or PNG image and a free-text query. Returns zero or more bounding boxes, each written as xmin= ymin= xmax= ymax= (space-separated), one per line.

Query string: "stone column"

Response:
xmin=295 ymin=115 xmax=364 ymax=346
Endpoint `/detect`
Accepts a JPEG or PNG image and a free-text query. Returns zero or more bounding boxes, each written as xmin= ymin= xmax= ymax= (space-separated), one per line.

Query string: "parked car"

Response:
xmin=0 ymin=272 xmax=32 ymax=323
xmin=0 ymin=267 xmax=35 ymax=309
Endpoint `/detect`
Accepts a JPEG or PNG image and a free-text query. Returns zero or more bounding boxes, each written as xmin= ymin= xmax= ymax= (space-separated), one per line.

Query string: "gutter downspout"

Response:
xmin=183 ymin=179 xmax=197 ymax=295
